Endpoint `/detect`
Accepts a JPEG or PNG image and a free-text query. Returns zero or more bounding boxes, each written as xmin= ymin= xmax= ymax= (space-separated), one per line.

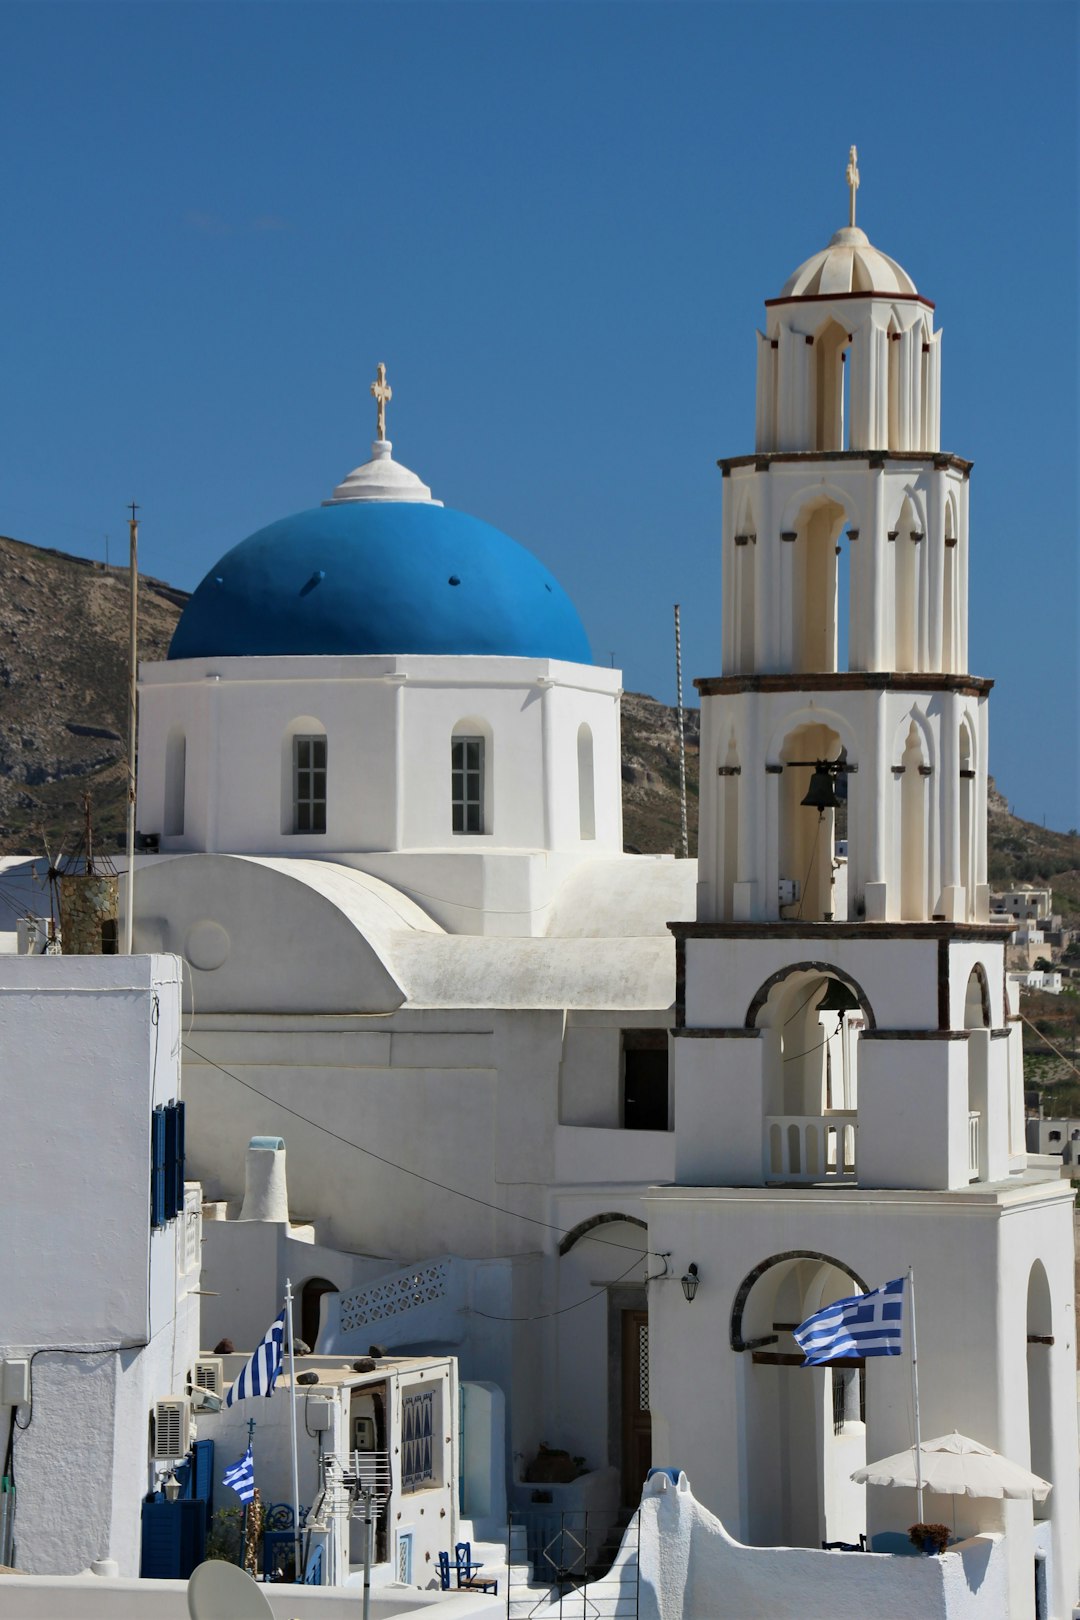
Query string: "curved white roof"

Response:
xmin=778 ymin=226 xmax=917 ymax=299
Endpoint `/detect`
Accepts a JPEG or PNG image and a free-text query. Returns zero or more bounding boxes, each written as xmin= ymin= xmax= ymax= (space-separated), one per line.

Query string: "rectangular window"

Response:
xmin=451 ymin=737 xmax=484 ymax=834
xmin=294 ymin=736 xmax=327 ymax=834
xmin=622 ymin=1030 xmax=670 ymax=1131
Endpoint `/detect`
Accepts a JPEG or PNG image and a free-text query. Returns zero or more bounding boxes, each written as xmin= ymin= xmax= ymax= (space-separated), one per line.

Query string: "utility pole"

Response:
xmin=124 ymin=503 xmax=139 ymax=953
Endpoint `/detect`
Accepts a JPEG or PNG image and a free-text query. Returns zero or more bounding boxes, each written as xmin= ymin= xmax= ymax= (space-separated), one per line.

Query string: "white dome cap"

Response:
xmin=778 ymin=225 xmax=918 ymax=299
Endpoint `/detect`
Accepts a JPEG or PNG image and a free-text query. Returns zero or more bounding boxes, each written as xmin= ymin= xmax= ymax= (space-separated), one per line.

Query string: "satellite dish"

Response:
xmin=187 ymin=1559 xmax=276 ymax=1620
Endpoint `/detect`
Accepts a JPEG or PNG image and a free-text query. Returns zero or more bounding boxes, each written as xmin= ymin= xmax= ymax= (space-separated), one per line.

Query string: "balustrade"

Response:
xmin=765 ymin=1113 xmax=857 ymax=1183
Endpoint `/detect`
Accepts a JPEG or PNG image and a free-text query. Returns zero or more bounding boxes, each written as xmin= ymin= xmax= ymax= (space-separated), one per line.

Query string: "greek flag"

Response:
xmin=223 ymin=1447 xmax=255 ymax=1504
xmin=224 ymin=1309 xmax=286 ymax=1405
xmin=793 ymin=1277 xmax=904 ymax=1366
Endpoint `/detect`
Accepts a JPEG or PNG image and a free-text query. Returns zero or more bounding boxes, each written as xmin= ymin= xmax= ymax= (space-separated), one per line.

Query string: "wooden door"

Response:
xmin=621 ymin=1309 xmax=652 ymax=1504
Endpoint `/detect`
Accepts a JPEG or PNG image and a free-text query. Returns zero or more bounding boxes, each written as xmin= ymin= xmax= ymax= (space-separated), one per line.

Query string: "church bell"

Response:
xmin=815 ymin=978 xmax=861 ymax=1015
xmin=800 ymin=761 xmax=843 ymax=812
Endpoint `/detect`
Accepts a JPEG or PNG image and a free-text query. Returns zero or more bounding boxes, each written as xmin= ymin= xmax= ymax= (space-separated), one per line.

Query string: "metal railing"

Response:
xmin=765 ymin=1113 xmax=857 ymax=1183
xmin=506 ymin=1508 xmax=640 ymax=1619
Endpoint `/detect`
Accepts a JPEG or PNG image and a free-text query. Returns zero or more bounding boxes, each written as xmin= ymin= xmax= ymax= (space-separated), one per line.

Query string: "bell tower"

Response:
xmin=645 ymin=157 xmax=1080 ymax=1620
xmin=704 ymin=147 xmax=978 ymax=928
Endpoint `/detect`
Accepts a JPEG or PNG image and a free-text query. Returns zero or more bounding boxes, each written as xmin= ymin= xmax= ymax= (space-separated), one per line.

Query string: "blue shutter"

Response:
xmin=150 ymin=1108 xmax=166 ymax=1229
xmin=140 ymin=1499 xmax=205 ymax=1579
xmin=173 ymin=1100 xmax=186 ymax=1218
xmin=189 ymin=1438 xmax=214 ymax=1526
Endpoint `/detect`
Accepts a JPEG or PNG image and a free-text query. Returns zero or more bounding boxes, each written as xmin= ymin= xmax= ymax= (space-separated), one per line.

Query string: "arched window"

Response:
xmin=164 ymin=727 xmax=186 ymax=837
xmin=577 ymin=723 xmax=595 ymax=841
xmin=964 ymin=963 xmax=991 ymax=1030
xmin=282 ymin=718 xmax=327 ymax=835
xmin=451 ymin=720 xmax=491 ymax=835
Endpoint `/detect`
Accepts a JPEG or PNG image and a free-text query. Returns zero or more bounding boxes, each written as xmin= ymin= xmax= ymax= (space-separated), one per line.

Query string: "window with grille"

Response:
xmin=451 ymin=736 xmax=484 ymax=834
xmin=294 ymin=736 xmax=327 ymax=834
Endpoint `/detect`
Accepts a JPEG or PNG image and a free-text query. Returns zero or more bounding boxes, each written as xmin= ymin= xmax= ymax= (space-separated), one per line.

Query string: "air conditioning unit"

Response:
xmin=192 ymin=1358 xmax=224 ymax=1399
xmin=778 ymin=878 xmax=801 ymax=907
xmin=153 ymin=1397 xmax=191 ymax=1461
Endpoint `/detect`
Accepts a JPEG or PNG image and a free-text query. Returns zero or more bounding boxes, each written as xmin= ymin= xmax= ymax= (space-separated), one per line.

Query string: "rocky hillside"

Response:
xmin=0 ymin=536 xmax=1074 ymax=919
xmin=0 ymin=535 xmax=185 ymax=854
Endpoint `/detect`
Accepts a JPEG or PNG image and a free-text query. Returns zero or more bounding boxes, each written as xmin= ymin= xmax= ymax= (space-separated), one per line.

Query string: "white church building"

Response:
xmin=80 ymin=157 xmax=1079 ymax=1617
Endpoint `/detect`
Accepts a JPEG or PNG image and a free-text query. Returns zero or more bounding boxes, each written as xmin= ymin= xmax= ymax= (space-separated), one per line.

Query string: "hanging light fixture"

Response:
xmin=681 ymin=1264 xmax=700 ymax=1303
xmin=800 ymin=761 xmax=843 ymax=813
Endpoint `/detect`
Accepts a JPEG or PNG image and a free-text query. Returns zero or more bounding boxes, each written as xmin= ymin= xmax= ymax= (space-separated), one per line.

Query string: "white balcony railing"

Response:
xmin=968 ymin=1111 xmax=981 ymax=1181
xmin=765 ymin=1113 xmax=857 ymax=1184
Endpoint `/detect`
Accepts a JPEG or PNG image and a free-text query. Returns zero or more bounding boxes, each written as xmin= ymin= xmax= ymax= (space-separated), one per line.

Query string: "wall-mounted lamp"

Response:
xmin=680 ymin=1264 xmax=700 ymax=1303
xmin=162 ymin=1470 xmax=182 ymax=1503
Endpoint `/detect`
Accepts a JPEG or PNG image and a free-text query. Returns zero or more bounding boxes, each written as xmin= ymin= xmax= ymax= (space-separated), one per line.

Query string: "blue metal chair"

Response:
xmin=442 ymin=1541 xmax=497 ymax=1595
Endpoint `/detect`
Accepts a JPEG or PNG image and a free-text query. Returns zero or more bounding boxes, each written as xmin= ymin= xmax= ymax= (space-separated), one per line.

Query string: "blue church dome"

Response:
xmin=169 ymin=497 xmax=593 ymax=664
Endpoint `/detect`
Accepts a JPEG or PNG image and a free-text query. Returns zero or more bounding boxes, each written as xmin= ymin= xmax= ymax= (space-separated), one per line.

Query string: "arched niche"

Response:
xmin=732 ymin=493 xmax=757 ymax=672
xmin=730 ymin=1251 xmax=870 ymax=1549
xmin=896 ymin=719 xmax=929 ymax=921
xmin=718 ymin=729 xmax=740 ymax=920
xmin=577 ymin=722 xmax=596 ymax=841
xmin=164 ymin=725 xmax=187 ymax=838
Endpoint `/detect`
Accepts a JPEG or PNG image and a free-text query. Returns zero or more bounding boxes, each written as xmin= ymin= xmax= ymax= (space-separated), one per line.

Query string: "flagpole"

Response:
xmin=908 ymin=1266 xmax=924 ymax=1521
xmin=285 ymin=1278 xmax=302 ymax=1579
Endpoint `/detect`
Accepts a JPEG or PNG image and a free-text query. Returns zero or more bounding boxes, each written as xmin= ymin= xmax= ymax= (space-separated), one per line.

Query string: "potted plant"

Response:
xmin=908 ymin=1521 xmax=951 ymax=1556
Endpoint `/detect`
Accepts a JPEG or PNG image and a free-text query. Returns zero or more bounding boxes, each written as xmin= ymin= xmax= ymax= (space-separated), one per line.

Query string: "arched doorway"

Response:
xmin=731 ymin=1252 xmax=870 ymax=1548
xmin=557 ymin=1215 xmax=650 ymax=1507
xmin=300 ymin=1277 xmax=339 ymax=1350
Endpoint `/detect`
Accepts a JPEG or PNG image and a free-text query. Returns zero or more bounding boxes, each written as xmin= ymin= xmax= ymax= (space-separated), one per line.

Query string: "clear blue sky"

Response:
xmin=2 ymin=1 xmax=1076 ymax=828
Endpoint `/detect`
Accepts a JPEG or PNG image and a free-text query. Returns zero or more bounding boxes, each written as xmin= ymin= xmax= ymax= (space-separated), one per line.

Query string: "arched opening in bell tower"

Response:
xmin=778 ymin=723 xmax=848 ymax=921
xmin=959 ymin=718 xmax=976 ymax=915
xmin=731 ymin=1251 xmax=870 ymax=1550
xmin=718 ymin=729 xmax=740 ymax=919
xmin=1025 ymin=1260 xmax=1053 ymax=1524
xmin=893 ymin=497 xmax=921 ymax=672
xmin=751 ymin=964 xmax=870 ymax=1185
xmin=813 ymin=319 xmax=850 ymax=451
xmin=792 ymin=497 xmax=848 ymax=672
xmin=943 ymin=495 xmax=960 ymax=671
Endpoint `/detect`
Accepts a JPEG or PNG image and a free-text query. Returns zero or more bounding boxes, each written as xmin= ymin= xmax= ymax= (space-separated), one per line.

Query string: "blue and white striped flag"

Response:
xmin=793 ymin=1277 xmax=904 ymax=1366
xmin=224 ymin=1309 xmax=286 ymax=1405
xmin=222 ymin=1447 xmax=255 ymax=1504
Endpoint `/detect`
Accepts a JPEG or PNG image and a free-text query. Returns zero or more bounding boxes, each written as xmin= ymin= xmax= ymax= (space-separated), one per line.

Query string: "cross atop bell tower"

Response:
xmin=845 ymin=144 xmax=860 ymax=228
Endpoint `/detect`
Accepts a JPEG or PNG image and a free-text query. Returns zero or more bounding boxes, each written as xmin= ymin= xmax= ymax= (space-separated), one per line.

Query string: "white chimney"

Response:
xmin=239 ymin=1135 xmax=289 ymax=1222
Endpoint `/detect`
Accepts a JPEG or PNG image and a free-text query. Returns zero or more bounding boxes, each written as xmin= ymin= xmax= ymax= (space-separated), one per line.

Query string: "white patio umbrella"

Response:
xmin=852 ymin=1430 xmax=1051 ymax=1502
